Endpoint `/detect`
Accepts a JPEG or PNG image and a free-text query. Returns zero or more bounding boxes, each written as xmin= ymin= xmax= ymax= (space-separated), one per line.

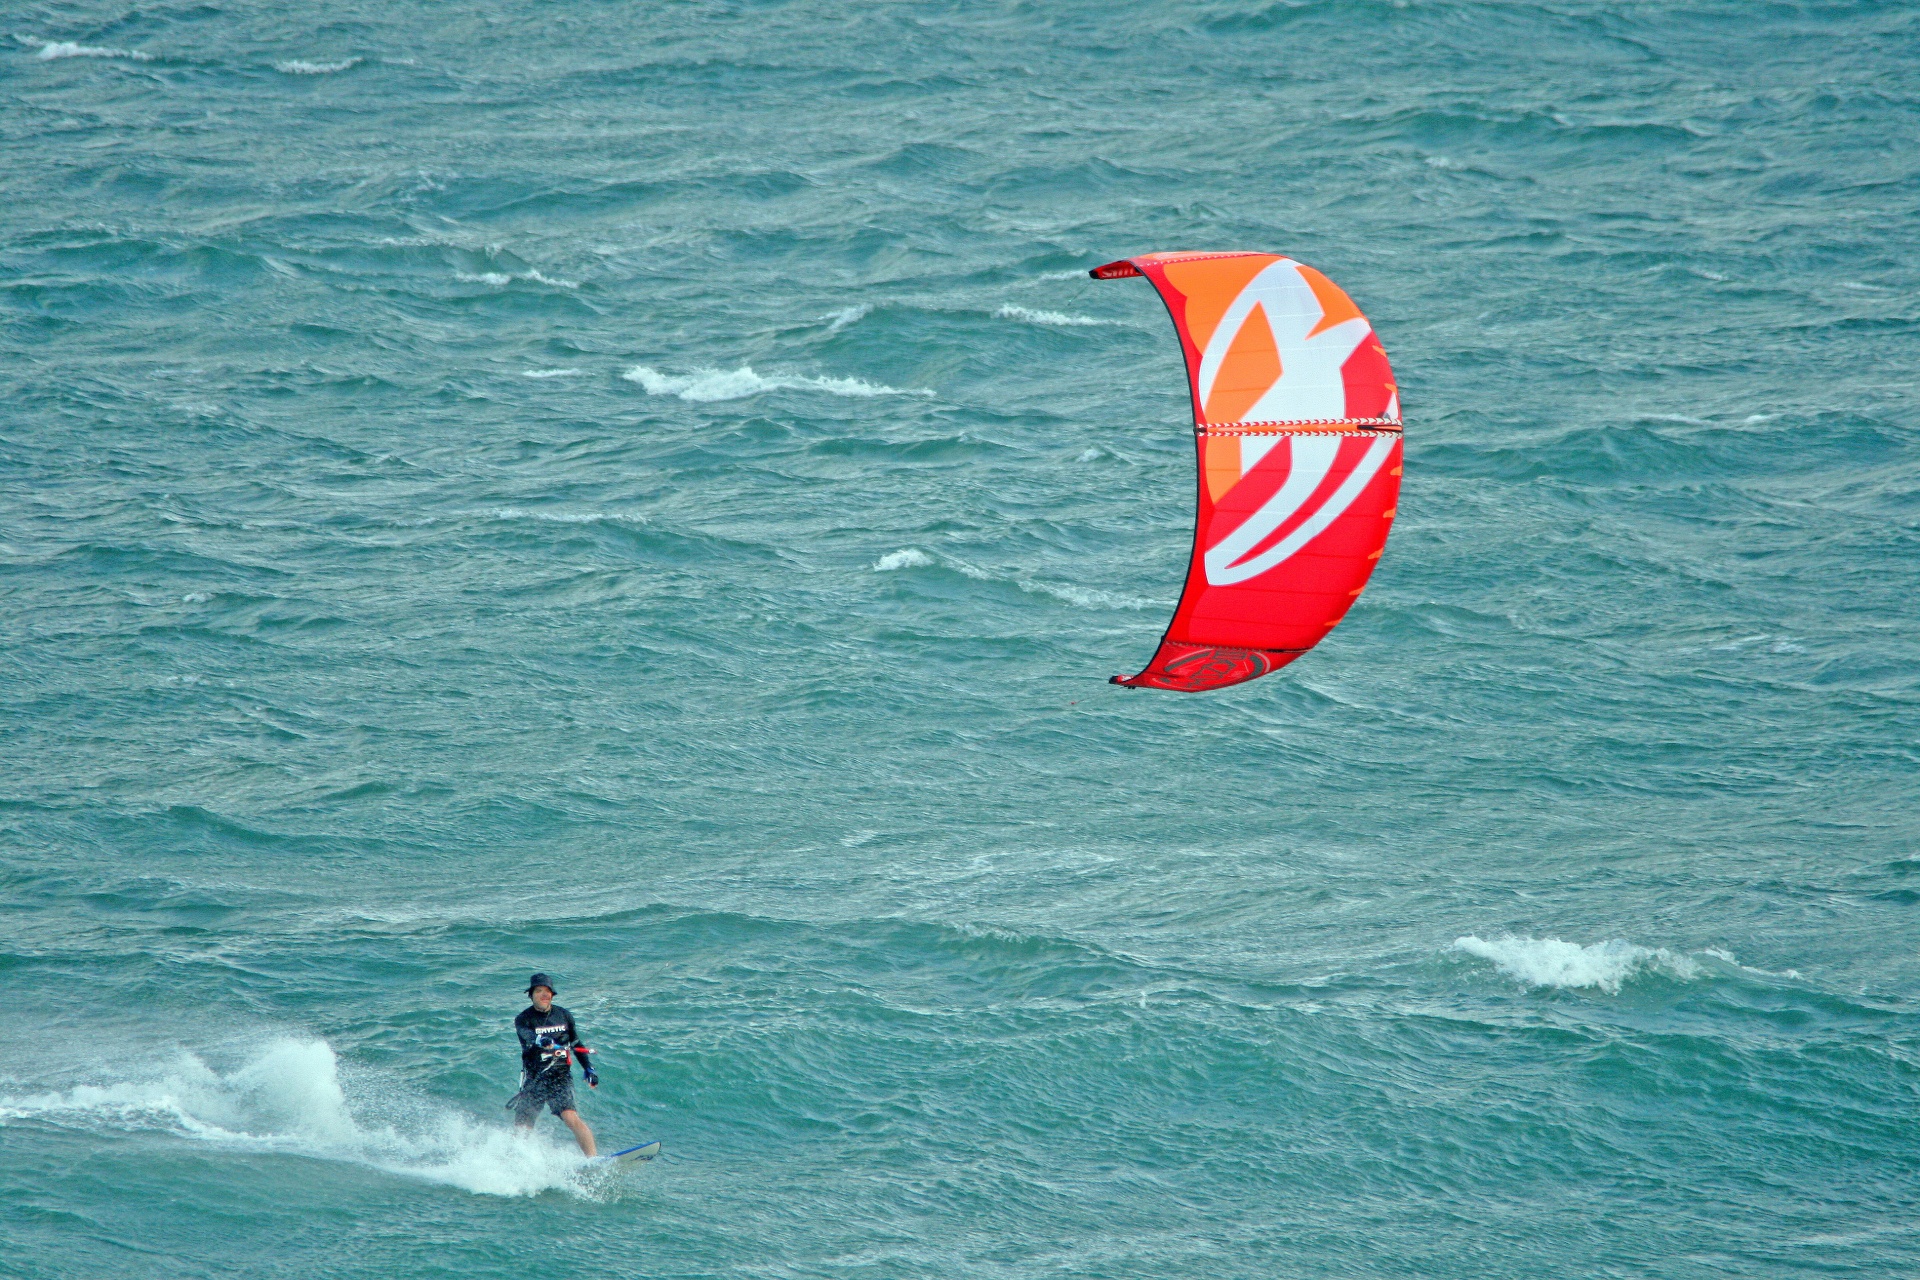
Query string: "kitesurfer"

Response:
xmin=508 ymin=972 xmax=598 ymax=1156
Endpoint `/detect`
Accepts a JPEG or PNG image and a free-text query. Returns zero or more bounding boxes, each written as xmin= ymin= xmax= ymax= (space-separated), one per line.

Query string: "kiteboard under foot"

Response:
xmin=590 ymin=1139 xmax=661 ymax=1166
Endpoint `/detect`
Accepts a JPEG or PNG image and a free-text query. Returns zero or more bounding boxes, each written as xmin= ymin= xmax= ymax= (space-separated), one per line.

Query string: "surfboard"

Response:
xmin=590 ymin=1139 xmax=660 ymax=1166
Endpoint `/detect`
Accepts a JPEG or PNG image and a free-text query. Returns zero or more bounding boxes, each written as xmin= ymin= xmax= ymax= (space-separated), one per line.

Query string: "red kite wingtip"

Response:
xmin=1115 ymin=642 xmax=1309 ymax=692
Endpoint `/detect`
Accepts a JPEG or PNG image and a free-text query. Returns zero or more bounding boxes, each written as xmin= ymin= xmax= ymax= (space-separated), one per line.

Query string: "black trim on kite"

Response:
xmin=1109 ymin=255 xmax=1213 ymax=689
xmin=1093 ymin=252 xmax=1273 ymax=281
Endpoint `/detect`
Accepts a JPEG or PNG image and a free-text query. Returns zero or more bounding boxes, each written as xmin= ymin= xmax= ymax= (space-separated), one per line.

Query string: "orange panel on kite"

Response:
xmin=1089 ymin=252 xmax=1403 ymax=692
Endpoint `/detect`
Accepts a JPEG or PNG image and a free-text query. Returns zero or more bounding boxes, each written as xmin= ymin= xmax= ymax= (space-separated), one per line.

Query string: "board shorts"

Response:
xmin=513 ymin=1071 xmax=577 ymax=1119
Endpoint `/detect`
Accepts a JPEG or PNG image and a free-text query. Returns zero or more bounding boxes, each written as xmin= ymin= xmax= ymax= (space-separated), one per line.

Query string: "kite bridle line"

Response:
xmin=1201 ymin=421 xmax=1403 ymax=435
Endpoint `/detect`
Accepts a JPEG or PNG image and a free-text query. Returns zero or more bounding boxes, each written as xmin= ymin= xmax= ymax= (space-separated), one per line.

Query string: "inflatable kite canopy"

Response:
xmin=1092 ymin=252 xmax=1403 ymax=692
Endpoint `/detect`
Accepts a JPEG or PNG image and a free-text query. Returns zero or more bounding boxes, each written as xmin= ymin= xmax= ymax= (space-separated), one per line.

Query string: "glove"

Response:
xmin=584 ymin=1068 xmax=599 ymax=1088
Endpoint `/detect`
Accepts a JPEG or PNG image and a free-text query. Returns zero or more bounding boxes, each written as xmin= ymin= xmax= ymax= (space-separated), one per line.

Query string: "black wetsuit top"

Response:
xmin=515 ymin=1003 xmax=592 ymax=1081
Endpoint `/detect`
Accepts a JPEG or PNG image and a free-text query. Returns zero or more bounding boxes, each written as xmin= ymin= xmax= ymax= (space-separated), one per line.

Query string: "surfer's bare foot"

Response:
xmin=560 ymin=1108 xmax=596 ymax=1157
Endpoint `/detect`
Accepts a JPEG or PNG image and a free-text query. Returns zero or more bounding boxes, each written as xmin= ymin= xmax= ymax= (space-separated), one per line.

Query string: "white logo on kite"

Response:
xmin=1196 ymin=259 xmax=1373 ymax=424
xmin=1203 ymin=435 xmax=1396 ymax=586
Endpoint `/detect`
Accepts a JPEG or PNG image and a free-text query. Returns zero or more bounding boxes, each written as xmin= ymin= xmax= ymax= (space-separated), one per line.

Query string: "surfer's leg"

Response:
xmin=510 ymin=1077 xmax=544 ymax=1131
xmin=558 ymin=1108 xmax=596 ymax=1157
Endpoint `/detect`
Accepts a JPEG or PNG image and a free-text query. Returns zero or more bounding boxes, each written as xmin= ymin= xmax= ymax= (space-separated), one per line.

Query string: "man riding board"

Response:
xmin=509 ymin=973 xmax=598 ymax=1156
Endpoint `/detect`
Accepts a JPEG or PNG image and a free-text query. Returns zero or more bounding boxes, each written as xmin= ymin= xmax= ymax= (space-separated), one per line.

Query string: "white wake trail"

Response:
xmin=0 ymin=1038 xmax=600 ymax=1198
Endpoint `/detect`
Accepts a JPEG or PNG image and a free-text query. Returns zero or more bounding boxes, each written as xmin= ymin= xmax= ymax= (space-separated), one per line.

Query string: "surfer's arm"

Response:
xmin=569 ymin=1014 xmax=598 ymax=1086
xmin=516 ymin=1020 xmax=543 ymax=1075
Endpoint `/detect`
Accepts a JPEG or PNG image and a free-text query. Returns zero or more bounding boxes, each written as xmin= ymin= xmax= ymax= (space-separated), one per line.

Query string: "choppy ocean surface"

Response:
xmin=3 ymin=1 xmax=1917 ymax=1275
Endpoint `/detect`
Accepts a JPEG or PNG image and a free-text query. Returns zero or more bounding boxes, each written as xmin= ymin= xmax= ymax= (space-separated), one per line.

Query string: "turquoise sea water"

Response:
xmin=3 ymin=2 xmax=1917 ymax=1275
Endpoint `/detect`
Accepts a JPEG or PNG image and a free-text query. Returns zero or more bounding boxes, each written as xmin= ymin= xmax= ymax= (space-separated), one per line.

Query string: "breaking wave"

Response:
xmin=624 ymin=364 xmax=930 ymax=403
xmin=275 ymin=58 xmax=361 ymax=75
xmin=455 ymin=269 xmax=578 ymax=288
xmin=1016 ymin=579 xmax=1156 ymax=610
xmin=489 ymin=507 xmax=646 ymax=525
xmin=993 ymin=305 xmax=1113 ymax=327
xmin=824 ymin=304 xmax=870 ymax=332
xmin=874 ymin=548 xmax=934 ymax=571
xmin=1451 ymin=935 xmax=1705 ymax=994
xmin=34 ymin=40 xmax=152 ymax=61
xmin=875 ymin=548 xmax=1152 ymax=608
xmin=0 ymin=1038 xmax=605 ymax=1198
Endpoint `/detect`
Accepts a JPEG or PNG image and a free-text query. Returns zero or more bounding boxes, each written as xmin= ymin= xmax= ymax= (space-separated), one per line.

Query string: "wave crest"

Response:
xmin=275 ymin=58 xmax=361 ymax=75
xmin=825 ymin=304 xmax=870 ymax=333
xmin=993 ymin=305 xmax=1112 ymax=327
xmin=875 ymin=548 xmax=1153 ymax=608
xmin=624 ymin=364 xmax=929 ymax=403
xmin=36 ymin=40 xmax=152 ymax=61
xmin=1017 ymin=579 xmax=1156 ymax=610
xmin=456 ymin=268 xmax=577 ymax=288
xmin=1452 ymin=935 xmax=1703 ymax=993
xmin=874 ymin=548 xmax=933 ymax=571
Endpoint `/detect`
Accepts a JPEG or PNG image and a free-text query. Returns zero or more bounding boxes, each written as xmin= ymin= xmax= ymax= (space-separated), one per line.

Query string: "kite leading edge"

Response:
xmin=1092 ymin=252 xmax=1403 ymax=693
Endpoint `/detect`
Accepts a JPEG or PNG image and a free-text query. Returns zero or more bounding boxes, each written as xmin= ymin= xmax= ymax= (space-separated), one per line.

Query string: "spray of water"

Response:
xmin=0 ymin=1038 xmax=611 ymax=1198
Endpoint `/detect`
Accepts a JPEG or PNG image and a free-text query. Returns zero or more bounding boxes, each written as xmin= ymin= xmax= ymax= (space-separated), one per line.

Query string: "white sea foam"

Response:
xmin=521 ymin=368 xmax=584 ymax=379
xmin=1699 ymin=947 xmax=1803 ymax=981
xmin=1452 ymin=935 xmax=1701 ymax=993
xmin=878 ymin=548 xmax=1151 ymax=608
xmin=1709 ymin=633 xmax=1804 ymax=653
xmin=491 ymin=508 xmax=645 ymax=525
xmin=36 ymin=40 xmax=152 ymax=61
xmin=1016 ymin=579 xmax=1156 ymax=610
xmin=275 ymin=57 xmax=360 ymax=75
xmin=624 ymin=364 xmax=929 ymax=403
xmin=1035 ymin=268 xmax=1092 ymax=280
xmin=825 ymin=304 xmax=870 ymax=333
xmin=993 ymin=305 xmax=1112 ymax=327
xmin=456 ymin=269 xmax=578 ymax=289
xmin=874 ymin=548 xmax=933 ymax=571
xmin=0 ymin=1038 xmax=597 ymax=1198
